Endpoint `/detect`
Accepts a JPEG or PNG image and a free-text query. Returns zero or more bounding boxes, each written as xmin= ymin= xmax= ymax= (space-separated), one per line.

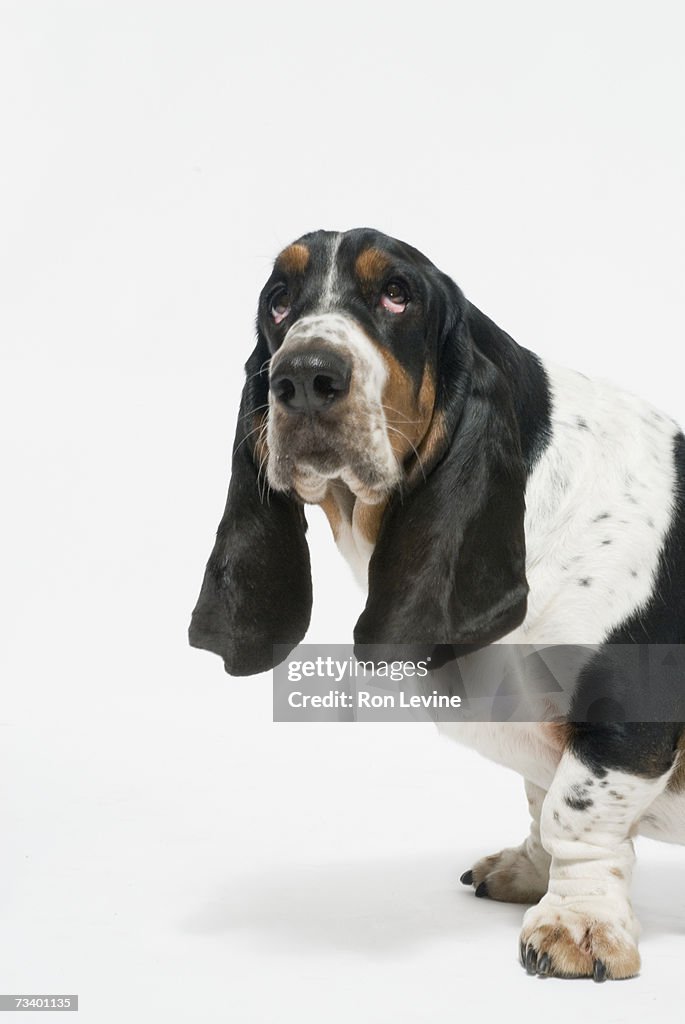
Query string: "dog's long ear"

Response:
xmin=354 ymin=299 xmax=528 ymax=656
xmin=189 ymin=333 xmax=312 ymax=675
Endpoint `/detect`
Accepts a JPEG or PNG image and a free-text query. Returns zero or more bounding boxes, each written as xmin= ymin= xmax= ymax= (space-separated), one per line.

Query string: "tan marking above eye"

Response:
xmin=277 ymin=243 xmax=310 ymax=275
xmin=355 ymin=247 xmax=392 ymax=284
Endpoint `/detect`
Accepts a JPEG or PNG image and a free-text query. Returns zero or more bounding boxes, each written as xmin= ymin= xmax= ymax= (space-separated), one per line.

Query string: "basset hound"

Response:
xmin=189 ymin=228 xmax=685 ymax=981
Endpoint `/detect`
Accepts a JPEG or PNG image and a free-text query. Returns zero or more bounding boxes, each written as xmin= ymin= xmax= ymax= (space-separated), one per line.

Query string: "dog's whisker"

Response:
xmin=243 ymin=359 xmax=272 ymax=385
xmin=381 ymin=402 xmax=423 ymax=425
xmin=256 ymin=420 xmax=272 ymax=505
xmin=385 ymin=424 xmax=427 ymax=482
xmin=238 ymin=402 xmax=270 ymax=423
xmin=233 ymin=420 xmax=267 ymax=458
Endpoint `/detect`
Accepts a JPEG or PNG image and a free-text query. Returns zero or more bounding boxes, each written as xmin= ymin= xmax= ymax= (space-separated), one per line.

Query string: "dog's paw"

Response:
xmin=460 ymin=843 xmax=549 ymax=904
xmin=519 ymin=898 xmax=640 ymax=980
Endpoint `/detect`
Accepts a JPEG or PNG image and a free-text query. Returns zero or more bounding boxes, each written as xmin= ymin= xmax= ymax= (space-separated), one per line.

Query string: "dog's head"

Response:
xmin=190 ymin=228 xmax=529 ymax=675
xmin=262 ymin=230 xmax=455 ymax=503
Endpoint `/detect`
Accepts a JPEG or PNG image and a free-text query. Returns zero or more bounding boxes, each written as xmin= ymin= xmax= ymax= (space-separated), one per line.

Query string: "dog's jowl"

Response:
xmin=190 ymin=228 xmax=685 ymax=980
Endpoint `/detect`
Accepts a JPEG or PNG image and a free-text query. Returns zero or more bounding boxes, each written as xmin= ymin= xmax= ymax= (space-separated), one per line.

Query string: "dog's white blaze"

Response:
xmin=321 ymin=233 xmax=343 ymax=309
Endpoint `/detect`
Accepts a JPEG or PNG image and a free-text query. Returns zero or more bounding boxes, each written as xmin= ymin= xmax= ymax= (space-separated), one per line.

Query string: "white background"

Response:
xmin=2 ymin=1 xmax=684 ymax=1020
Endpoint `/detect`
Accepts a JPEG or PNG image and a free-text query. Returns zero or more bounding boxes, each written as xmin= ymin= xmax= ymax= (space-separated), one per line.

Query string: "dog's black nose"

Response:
xmin=270 ymin=349 xmax=351 ymax=413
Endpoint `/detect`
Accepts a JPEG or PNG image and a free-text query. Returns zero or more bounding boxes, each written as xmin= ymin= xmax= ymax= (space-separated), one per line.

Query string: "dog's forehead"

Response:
xmin=273 ymin=228 xmax=433 ymax=288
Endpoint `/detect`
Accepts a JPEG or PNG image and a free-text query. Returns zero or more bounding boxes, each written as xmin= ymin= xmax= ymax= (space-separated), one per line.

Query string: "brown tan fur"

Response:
xmin=354 ymin=247 xmax=391 ymax=286
xmin=318 ymin=491 xmax=343 ymax=541
xmin=277 ymin=243 xmax=310 ymax=275
xmin=318 ymin=485 xmax=387 ymax=549
xmin=379 ymin=354 xmax=436 ymax=470
xmin=353 ymin=498 xmax=387 ymax=545
xmin=415 ymin=407 xmax=447 ymax=477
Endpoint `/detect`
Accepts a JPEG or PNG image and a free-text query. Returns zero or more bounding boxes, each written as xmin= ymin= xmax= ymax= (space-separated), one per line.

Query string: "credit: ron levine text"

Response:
xmin=287 ymin=690 xmax=463 ymax=710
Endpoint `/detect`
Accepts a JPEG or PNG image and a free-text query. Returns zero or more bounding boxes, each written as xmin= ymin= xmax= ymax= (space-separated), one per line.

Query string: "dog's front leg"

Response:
xmin=520 ymin=729 xmax=675 ymax=981
xmin=461 ymin=779 xmax=551 ymax=903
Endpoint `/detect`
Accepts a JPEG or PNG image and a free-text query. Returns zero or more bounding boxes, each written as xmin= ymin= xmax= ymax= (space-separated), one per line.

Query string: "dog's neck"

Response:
xmin=317 ymin=481 xmax=383 ymax=588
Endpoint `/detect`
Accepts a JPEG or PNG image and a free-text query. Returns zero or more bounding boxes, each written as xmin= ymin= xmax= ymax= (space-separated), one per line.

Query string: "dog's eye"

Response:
xmin=271 ymin=293 xmax=291 ymax=325
xmin=381 ymin=281 xmax=408 ymax=314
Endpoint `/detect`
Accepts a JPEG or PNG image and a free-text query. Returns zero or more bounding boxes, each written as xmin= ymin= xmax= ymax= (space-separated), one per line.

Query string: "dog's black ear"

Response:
xmin=189 ymin=333 xmax=312 ymax=675
xmin=354 ymin=300 xmax=528 ymax=657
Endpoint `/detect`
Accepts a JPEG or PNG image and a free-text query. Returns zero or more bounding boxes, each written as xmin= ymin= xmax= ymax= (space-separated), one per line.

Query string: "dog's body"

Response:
xmin=437 ymin=361 xmax=685 ymax=979
xmin=190 ymin=229 xmax=685 ymax=980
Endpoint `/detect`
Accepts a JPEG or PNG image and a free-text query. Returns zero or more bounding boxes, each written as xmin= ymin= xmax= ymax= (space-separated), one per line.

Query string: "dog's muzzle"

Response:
xmin=265 ymin=312 xmax=399 ymax=501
